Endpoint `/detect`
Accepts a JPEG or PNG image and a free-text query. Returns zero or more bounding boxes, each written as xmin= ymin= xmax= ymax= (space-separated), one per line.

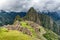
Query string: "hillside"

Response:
xmin=0 ymin=20 xmax=59 ymax=40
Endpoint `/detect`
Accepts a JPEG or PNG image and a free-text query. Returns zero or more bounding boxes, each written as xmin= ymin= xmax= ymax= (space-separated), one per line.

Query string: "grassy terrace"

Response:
xmin=20 ymin=21 xmax=37 ymax=37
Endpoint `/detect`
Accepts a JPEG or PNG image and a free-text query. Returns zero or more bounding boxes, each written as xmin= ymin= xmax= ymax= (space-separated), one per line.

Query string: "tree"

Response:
xmin=14 ymin=15 xmax=22 ymax=21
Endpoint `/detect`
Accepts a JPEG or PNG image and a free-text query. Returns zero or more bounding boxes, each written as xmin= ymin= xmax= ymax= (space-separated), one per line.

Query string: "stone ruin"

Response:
xmin=27 ymin=21 xmax=40 ymax=33
xmin=5 ymin=24 xmax=32 ymax=36
xmin=4 ymin=21 xmax=41 ymax=36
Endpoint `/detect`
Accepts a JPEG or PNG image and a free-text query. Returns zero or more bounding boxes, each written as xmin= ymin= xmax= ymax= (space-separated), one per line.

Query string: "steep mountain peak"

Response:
xmin=24 ymin=7 xmax=40 ymax=22
xmin=28 ymin=7 xmax=37 ymax=13
xmin=29 ymin=7 xmax=35 ymax=10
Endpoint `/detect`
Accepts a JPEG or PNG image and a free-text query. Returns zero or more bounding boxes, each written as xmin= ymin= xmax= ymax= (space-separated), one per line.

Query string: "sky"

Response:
xmin=0 ymin=0 xmax=60 ymax=12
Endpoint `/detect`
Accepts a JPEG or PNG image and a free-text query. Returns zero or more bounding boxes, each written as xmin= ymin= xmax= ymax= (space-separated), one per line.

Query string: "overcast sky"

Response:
xmin=0 ymin=0 xmax=60 ymax=12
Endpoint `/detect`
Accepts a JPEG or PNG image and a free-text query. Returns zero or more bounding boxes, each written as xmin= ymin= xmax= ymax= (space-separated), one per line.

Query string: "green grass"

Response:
xmin=43 ymin=29 xmax=59 ymax=40
xmin=0 ymin=27 xmax=38 ymax=40
xmin=20 ymin=21 xmax=37 ymax=37
xmin=0 ymin=27 xmax=8 ymax=33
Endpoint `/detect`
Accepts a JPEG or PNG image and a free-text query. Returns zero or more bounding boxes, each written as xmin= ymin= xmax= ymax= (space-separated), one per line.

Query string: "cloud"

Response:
xmin=0 ymin=0 xmax=60 ymax=12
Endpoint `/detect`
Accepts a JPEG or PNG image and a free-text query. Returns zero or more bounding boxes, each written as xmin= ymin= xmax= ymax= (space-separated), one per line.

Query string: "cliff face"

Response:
xmin=24 ymin=7 xmax=60 ymax=35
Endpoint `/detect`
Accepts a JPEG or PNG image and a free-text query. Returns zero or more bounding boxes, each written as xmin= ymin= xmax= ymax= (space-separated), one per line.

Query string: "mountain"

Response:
xmin=0 ymin=10 xmax=26 ymax=26
xmin=47 ymin=12 xmax=60 ymax=21
xmin=40 ymin=11 xmax=60 ymax=35
xmin=39 ymin=11 xmax=60 ymax=21
xmin=24 ymin=7 xmax=60 ymax=35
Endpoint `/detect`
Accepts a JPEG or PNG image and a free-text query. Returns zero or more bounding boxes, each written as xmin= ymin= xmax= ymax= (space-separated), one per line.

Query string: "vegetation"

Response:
xmin=43 ymin=29 xmax=59 ymax=40
xmin=20 ymin=21 xmax=37 ymax=37
xmin=0 ymin=20 xmax=59 ymax=40
xmin=0 ymin=27 xmax=38 ymax=40
xmin=14 ymin=15 xmax=22 ymax=21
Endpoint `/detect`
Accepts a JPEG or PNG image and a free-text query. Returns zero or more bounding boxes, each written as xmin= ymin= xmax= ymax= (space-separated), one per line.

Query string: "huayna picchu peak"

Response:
xmin=24 ymin=7 xmax=60 ymax=36
xmin=27 ymin=7 xmax=37 ymax=13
